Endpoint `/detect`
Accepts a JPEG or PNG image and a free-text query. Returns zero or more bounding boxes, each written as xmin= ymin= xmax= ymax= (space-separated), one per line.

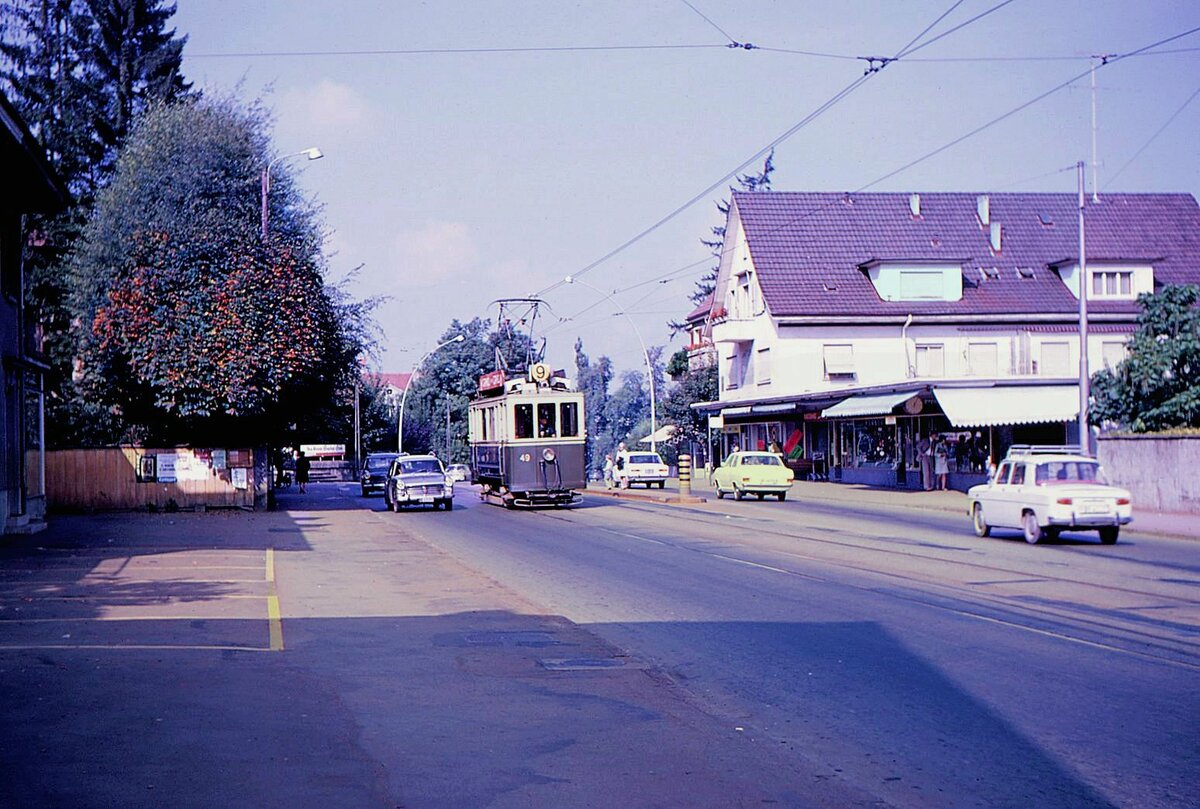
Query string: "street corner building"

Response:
xmin=0 ymin=91 xmax=69 ymax=534
xmin=686 ymin=190 xmax=1200 ymax=490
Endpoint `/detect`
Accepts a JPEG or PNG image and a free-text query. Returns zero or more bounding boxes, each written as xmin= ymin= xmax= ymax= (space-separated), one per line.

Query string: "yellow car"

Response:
xmin=712 ymin=451 xmax=794 ymax=501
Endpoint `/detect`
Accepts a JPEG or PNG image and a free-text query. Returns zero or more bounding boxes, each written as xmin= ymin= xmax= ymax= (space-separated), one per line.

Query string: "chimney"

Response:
xmin=909 ymin=193 xmax=921 ymax=218
xmin=990 ymin=221 xmax=1002 ymax=253
xmin=977 ymin=194 xmax=990 ymax=225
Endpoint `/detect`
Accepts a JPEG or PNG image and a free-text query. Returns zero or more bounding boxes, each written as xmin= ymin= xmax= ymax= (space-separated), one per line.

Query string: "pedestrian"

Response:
xmin=934 ymin=438 xmax=949 ymax=490
xmin=956 ymin=433 xmax=968 ymax=472
xmin=603 ymin=453 xmax=614 ymax=489
xmin=614 ymin=450 xmax=626 ymax=488
xmin=917 ymin=435 xmax=933 ymax=491
xmin=295 ymin=450 xmax=310 ymax=494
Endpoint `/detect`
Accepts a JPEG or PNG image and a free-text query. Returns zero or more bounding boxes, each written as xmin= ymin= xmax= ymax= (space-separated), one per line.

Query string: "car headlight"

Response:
xmin=542 ymin=448 xmax=557 ymax=462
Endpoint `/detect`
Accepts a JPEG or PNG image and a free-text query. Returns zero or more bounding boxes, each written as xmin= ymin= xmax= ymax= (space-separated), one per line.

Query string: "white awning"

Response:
xmin=637 ymin=424 xmax=677 ymax=444
xmin=821 ymin=391 xmax=921 ymax=418
xmin=933 ymin=385 xmax=1079 ymax=428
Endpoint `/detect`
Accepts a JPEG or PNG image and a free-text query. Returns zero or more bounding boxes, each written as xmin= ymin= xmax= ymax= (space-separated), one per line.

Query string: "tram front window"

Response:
xmin=515 ymin=404 xmax=534 ymax=439
xmin=537 ymin=403 xmax=557 ymax=437
xmin=560 ymin=402 xmax=579 ymax=437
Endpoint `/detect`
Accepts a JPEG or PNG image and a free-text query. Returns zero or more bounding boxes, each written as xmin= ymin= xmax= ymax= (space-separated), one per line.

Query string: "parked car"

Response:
xmin=711 ymin=451 xmax=794 ymax=501
xmin=383 ymin=454 xmax=454 ymax=511
xmin=360 ymin=452 xmax=400 ymax=496
xmin=614 ymin=451 xmax=670 ymax=489
xmin=446 ymin=463 xmax=471 ymax=482
xmin=967 ymin=445 xmax=1132 ymax=544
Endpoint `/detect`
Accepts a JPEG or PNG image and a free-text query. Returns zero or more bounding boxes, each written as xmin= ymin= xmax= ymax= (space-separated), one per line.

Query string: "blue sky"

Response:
xmin=173 ymin=1 xmax=1200 ymax=376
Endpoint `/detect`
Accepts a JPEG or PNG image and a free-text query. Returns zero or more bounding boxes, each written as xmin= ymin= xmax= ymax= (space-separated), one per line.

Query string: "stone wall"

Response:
xmin=1096 ymin=434 xmax=1200 ymax=513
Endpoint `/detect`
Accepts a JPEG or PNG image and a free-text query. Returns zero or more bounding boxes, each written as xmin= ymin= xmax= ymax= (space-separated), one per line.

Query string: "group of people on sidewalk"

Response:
xmin=602 ymin=442 xmax=627 ymax=488
xmin=916 ymin=435 xmax=951 ymax=491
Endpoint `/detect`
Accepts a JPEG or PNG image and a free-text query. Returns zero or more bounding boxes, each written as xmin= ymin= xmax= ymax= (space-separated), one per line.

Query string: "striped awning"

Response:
xmin=933 ymin=385 xmax=1079 ymax=428
xmin=821 ymin=391 xmax=921 ymax=418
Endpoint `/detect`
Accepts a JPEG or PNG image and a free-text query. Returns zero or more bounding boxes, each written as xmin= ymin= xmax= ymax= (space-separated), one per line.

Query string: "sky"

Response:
xmin=172 ymin=1 xmax=1200 ymax=378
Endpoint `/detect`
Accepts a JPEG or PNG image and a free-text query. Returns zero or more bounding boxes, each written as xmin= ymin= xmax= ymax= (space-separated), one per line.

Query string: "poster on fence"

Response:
xmin=231 ymin=467 xmax=248 ymax=490
xmin=156 ymin=453 xmax=177 ymax=482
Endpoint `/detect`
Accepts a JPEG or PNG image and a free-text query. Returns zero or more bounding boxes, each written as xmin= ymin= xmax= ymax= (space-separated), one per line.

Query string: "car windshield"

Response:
xmin=400 ymin=459 xmax=443 ymax=475
xmin=742 ymin=455 xmax=782 ymax=466
xmin=1034 ymin=461 xmax=1107 ymax=485
xmin=629 ymin=454 xmax=661 ymax=464
xmin=367 ymin=456 xmax=394 ymax=470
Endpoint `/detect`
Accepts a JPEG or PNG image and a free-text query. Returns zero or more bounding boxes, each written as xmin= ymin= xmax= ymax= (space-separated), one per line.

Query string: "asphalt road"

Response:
xmin=390 ymin=482 xmax=1200 ymax=809
xmin=1 ymin=482 xmax=1196 ymax=808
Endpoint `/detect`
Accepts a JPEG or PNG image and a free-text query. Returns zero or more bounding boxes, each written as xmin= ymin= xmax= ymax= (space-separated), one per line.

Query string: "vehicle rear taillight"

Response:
xmin=1056 ymin=497 xmax=1073 ymax=505
xmin=1117 ymin=497 xmax=1131 ymax=506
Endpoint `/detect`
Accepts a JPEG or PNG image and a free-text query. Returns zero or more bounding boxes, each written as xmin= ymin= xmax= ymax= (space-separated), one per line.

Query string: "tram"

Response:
xmin=468 ymin=362 xmax=587 ymax=508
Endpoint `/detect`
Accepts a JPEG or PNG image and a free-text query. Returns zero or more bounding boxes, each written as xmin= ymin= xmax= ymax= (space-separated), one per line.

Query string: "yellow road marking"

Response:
xmin=266 ymin=548 xmax=283 ymax=651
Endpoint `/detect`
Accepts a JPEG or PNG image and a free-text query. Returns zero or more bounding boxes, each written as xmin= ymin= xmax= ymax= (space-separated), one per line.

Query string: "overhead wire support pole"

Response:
xmin=1090 ymin=53 xmax=1115 ymax=203
xmin=1077 ymin=161 xmax=1091 ymax=456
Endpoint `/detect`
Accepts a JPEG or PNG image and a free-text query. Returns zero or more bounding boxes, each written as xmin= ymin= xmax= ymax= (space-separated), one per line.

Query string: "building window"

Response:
xmin=756 ymin=347 xmax=771 ymax=385
xmin=899 ymin=271 xmax=942 ymax=300
xmin=1101 ymin=340 xmax=1127 ymax=370
xmin=967 ymin=342 xmax=998 ymax=376
xmin=915 ymin=344 xmax=944 ymax=377
xmin=1039 ymin=341 xmax=1071 ymax=376
xmin=1091 ymin=270 xmax=1133 ymax=299
xmin=823 ymin=344 xmax=855 ymax=380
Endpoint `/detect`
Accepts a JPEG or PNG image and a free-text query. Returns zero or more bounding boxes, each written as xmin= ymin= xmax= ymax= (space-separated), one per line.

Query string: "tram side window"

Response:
xmin=515 ymin=404 xmax=534 ymax=439
xmin=559 ymin=402 xmax=579 ymax=437
xmin=537 ymin=402 xmax=557 ymax=437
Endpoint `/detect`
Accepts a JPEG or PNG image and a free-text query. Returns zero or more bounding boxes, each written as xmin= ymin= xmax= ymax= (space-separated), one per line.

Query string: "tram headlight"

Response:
xmin=542 ymin=447 xmax=557 ymax=462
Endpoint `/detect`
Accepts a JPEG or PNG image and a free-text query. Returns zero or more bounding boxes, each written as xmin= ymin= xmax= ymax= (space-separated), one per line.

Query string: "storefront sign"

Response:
xmin=885 ymin=415 xmax=897 ymax=425
xmin=300 ymin=444 xmax=344 ymax=458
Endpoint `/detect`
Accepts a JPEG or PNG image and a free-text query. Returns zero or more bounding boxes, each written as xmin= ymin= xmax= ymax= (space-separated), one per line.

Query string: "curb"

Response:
xmin=584 ymin=488 xmax=707 ymax=506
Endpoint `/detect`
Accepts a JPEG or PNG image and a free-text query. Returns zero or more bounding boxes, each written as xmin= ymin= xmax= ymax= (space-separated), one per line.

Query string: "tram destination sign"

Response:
xmin=478 ymin=370 xmax=506 ymax=391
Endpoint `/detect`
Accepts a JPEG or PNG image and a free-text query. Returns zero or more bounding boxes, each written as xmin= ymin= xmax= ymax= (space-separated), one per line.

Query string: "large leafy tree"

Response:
xmin=1090 ymin=284 xmax=1200 ymax=432
xmin=71 ymin=94 xmax=366 ymax=445
xmin=1 ymin=0 xmax=190 ymax=445
xmin=661 ymin=350 xmax=717 ymax=448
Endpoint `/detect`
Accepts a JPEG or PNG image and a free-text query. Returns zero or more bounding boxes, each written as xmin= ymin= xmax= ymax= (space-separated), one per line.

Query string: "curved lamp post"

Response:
xmin=397 ymin=334 xmax=466 ymax=453
xmin=261 ymin=147 xmax=323 ymax=239
xmin=564 ymin=275 xmax=658 ymax=452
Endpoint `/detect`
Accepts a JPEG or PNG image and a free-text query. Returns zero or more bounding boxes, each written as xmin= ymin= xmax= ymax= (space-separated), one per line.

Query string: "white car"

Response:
xmin=614 ymin=451 xmax=670 ymax=489
xmin=446 ymin=464 xmax=471 ymax=482
xmin=967 ymin=445 xmax=1132 ymax=545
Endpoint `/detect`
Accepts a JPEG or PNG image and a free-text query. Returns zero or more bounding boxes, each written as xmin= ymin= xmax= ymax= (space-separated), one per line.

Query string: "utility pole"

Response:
xmin=445 ymin=396 xmax=451 ymax=461
xmin=1089 ymin=54 xmax=1115 ymax=202
xmin=1077 ymin=161 xmax=1091 ymax=454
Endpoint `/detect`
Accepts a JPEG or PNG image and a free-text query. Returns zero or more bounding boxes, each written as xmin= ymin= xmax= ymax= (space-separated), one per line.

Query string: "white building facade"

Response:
xmin=694 ymin=191 xmax=1200 ymax=489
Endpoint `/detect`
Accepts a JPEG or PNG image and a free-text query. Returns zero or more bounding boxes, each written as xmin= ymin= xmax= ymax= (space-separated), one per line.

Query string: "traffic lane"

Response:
xmin=398 ymin=493 xmax=1199 ymax=809
xmin=279 ymin=484 xmax=887 ymax=808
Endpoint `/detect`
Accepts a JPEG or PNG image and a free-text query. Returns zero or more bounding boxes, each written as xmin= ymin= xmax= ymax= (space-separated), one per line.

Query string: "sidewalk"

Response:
xmin=588 ymin=476 xmax=1200 ymax=540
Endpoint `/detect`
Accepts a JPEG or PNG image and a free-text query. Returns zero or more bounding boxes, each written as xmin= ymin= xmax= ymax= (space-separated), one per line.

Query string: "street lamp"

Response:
xmin=261 ymin=147 xmax=323 ymax=239
xmin=397 ymin=334 xmax=466 ymax=453
xmin=564 ymin=275 xmax=658 ymax=452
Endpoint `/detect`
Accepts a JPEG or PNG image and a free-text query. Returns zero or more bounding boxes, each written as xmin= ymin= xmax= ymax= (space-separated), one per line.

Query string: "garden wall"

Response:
xmin=1095 ymin=434 xmax=1200 ymax=513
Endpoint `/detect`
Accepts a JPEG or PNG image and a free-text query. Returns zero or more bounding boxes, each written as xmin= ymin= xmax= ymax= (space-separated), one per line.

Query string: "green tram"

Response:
xmin=468 ymin=363 xmax=587 ymax=508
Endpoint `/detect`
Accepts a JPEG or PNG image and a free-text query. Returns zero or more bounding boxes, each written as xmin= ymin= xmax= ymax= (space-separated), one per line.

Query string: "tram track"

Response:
xmin=514 ymin=499 xmax=1200 ymax=670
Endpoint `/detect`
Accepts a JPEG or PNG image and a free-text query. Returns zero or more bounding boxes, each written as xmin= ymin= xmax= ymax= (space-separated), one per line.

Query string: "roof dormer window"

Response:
xmin=864 ymin=262 xmax=963 ymax=302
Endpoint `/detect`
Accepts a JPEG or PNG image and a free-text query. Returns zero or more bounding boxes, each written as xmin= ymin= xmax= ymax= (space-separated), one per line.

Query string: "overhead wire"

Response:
xmin=677 ymin=0 xmax=739 ymax=46
xmin=543 ymin=21 xmax=1200 ymax=347
xmin=1103 ymin=81 xmax=1200 ymax=188
xmin=188 ymin=43 xmax=726 ymax=58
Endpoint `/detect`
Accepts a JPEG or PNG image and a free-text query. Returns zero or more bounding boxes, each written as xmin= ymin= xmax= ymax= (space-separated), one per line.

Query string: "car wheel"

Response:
xmin=1022 ymin=511 xmax=1044 ymax=544
xmin=756 ymin=493 xmax=765 ymax=501
xmin=391 ymin=493 xmax=401 ymax=513
xmin=443 ymin=500 xmax=454 ymax=512
xmin=716 ymin=485 xmax=725 ymax=499
xmin=1099 ymin=526 xmax=1119 ymax=545
xmin=777 ymin=492 xmax=786 ymax=501
xmin=658 ymin=481 xmax=665 ymax=489
xmin=361 ymin=486 xmax=368 ymax=497
xmin=972 ymin=503 xmax=991 ymax=537
xmin=734 ymin=486 xmax=745 ymax=501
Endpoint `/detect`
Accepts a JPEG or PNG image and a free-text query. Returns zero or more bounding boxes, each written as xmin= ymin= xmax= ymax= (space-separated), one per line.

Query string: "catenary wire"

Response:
xmin=1103 ymin=81 xmax=1200 ymax=189
xmin=677 ymin=0 xmax=739 ymax=45
xmin=188 ymin=43 xmax=727 ymax=58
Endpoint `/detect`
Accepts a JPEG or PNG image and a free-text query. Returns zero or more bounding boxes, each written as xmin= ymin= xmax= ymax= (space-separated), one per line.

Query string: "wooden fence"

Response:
xmin=46 ymin=447 xmax=265 ymax=511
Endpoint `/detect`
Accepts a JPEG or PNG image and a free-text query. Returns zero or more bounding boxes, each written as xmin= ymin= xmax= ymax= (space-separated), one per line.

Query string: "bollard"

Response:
xmin=679 ymin=453 xmax=691 ymax=496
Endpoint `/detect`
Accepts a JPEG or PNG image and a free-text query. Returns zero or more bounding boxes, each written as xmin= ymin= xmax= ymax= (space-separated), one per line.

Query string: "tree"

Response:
xmin=1090 ymin=284 xmax=1200 ymax=432
xmin=1 ymin=0 xmax=191 ymax=445
xmin=574 ymin=338 xmax=612 ymax=474
xmin=71 ymin=94 xmax=367 ymax=445
xmin=661 ymin=360 xmax=717 ymax=449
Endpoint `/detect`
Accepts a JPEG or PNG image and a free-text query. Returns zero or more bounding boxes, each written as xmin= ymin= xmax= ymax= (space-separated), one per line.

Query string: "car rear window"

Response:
xmin=1035 ymin=461 xmax=1106 ymax=485
xmin=629 ymin=454 xmax=661 ymax=464
xmin=743 ymin=455 xmax=782 ymax=466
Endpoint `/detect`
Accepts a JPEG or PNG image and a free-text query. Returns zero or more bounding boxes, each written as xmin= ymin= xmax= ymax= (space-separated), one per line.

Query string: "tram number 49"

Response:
xmin=519 ymin=453 xmax=532 ymax=462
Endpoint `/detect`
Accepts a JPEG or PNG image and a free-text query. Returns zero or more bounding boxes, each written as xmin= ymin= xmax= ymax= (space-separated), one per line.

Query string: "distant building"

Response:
xmin=1 ymin=91 xmax=69 ymax=533
xmin=375 ymin=372 xmax=413 ymax=413
xmin=690 ymin=190 xmax=1200 ymax=488
xmin=681 ymin=294 xmax=717 ymax=373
